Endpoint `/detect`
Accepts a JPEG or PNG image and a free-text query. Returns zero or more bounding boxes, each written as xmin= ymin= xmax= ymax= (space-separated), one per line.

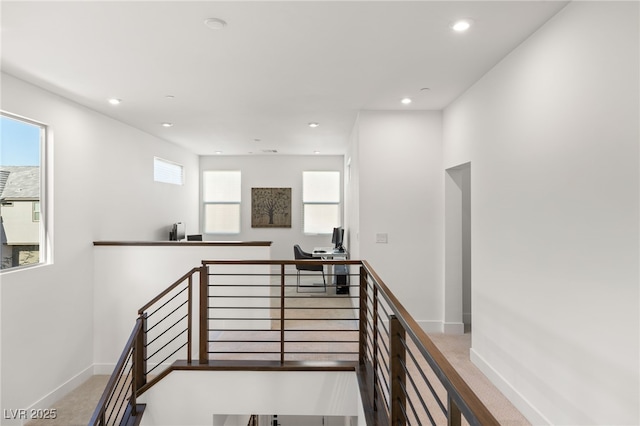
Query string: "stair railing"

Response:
xmin=358 ymin=261 xmax=498 ymax=426
xmin=90 ymin=260 xmax=499 ymax=426
xmin=89 ymin=267 xmax=200 ymax=426
xmin=87 ymin=318 xmax=145 ymax=426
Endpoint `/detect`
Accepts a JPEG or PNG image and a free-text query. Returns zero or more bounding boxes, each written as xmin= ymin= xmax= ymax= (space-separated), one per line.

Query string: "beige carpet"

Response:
xmin=427 ymin=332 xmax=531 ymax=426
xmin=25 ymin=375 xmax=109 ymax=426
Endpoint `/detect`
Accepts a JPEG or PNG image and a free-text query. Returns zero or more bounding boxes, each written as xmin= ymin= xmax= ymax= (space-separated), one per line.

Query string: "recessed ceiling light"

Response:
xmin=451 ymin=19 xmax=473 ymax=32
xmin=308 ymin=122 xmax=320 ymax=128
xmin=215 ymin=151 xmax=223 ymax=155
xmin=108 ymin=98 xmax=121 ymax=105
xmin=165 ymin=95 xmax=175 ymax=100
xmin=204 ymin=18 xmax=227 ymax=30
xmin=161 ymin=122 xmax=173 ymax=127
xmin=401 ymin=98 xmax=412 ymax=105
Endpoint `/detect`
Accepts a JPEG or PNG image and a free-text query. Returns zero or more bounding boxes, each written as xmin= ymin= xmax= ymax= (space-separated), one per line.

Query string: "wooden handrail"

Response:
xmin=138 ymin=267 xmax=199 ymax=314
xmin=93 ymin=258 xmax=500 ymax=426
xmin=361 ymin=260 xmax=499 ymax=426
xmin=88 ymin=318 xmax=143 ymax=426
xmin=201 ymin=259 xmax=361 ymax=266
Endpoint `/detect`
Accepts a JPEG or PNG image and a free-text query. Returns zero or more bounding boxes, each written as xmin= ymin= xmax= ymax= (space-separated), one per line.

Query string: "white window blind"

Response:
xmin=203 ymin=171 xmax=241 ymax=234
xmin=303 ymin=171 xmax=341 ymax=234
xmin=154 ymin=157 xmax=184 ymax=185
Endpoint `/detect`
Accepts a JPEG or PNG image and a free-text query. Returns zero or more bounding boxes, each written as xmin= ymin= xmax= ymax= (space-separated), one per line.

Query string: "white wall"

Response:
xmin=93 ymin=244 xmax=270 ymax=370
xmin=444 ymin=2 xmax=639 ymax=424
xmin=355 ymin=111 xmax=444 ymax=331
xmin=138 ymin=370 xmax=365 ymax=426
xmin=199 ymin=155 xmax=344 ymax=261
xmin=344 ymin=119 xmax=360 ymax=261
xmin=0 ymin=73 xmax=199 ymax=425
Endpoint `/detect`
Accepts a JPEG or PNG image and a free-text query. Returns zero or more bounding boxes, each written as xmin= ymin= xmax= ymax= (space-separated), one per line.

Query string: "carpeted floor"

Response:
xmin=25 ymin=375 xmax=110 ymax=426
xmin=426 ymin=332 xmax=530 ymax=425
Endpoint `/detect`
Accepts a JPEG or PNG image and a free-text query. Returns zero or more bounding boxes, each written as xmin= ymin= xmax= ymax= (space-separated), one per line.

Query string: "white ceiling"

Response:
xmin=1 ymin=1 xmax=568 ymax=156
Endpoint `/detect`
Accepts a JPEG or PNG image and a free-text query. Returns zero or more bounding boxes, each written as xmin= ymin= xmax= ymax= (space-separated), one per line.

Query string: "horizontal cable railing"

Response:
xmin=89 ymin=267 xmax=199 ymax=426
xmin=91 ymin=259 xmax=498 ymax=426
xmin=88 ymin=319 xmax=145 ymax=426
xmin=136 ymin=267 xmax=197 ymax=392
xmin=200 ymin=260 xmax=360 ymax=364
xmin=359 ymin=260 xmax=498 ymax=426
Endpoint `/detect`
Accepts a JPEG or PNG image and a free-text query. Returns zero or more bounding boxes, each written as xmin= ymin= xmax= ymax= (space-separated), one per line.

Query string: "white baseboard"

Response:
xmin=93 ymin=363 xmax=117 ymax=375
xmin=417 ymin=320 xmax=443 ymax=333
xmin=22 ymin=365 xmax=93 ymax=424
xmin=443 ymin=322 xmax=464 ymax=334
xmin=470 ymin=348 xmax=550 ymax=426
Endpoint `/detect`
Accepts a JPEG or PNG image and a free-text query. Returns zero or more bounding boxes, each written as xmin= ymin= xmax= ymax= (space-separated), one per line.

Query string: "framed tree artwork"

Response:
xmin=251 ymin=187 xmax=292 ymax=228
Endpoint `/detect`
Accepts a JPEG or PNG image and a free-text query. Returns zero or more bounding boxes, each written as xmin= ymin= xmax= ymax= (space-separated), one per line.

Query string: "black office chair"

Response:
xmin=293 ymin=244 xmax=326 ymax=292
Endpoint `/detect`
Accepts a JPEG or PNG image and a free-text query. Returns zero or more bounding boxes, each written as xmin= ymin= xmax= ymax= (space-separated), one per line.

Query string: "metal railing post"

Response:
xmin=134 ymin=314 xmax=147 ymax=390
xmin=390 ymin=315 xmax=407 ymax=426
xmin=187 ymin=274 xmax=193 ymax=364
xmin=199 ymin=264 xmax=209 ymax=364
xmin=280 ymin=263 xmax=286 ymax=364
xmin=358 ymin=266 xmax=368 ymax=366
xmin=448 ymin=395 xmax=462 ymax=426
xmin=372 ymin=283 xmax=379 ymax=412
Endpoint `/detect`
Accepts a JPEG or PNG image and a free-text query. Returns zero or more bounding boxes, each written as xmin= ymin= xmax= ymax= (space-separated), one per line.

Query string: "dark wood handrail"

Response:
xmin=88 ymin=318 xmax=143 ymax=426
xmin=138 ymin=267 xmax=199 ymax=314
xmin=201 ymin=259 xmax=361 ymax=266
xmin=93 ymin=258 xmax=500 ymax=426
xmin=361 ymin=260 xmax=499 ymax=426
xmin=94 ymin=241 xmax=272 ymax=246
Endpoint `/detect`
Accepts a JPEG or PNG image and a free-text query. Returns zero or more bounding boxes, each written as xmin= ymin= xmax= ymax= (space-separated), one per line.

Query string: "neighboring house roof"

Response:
xmin=0 ymin=166 xmax=40 ymax=200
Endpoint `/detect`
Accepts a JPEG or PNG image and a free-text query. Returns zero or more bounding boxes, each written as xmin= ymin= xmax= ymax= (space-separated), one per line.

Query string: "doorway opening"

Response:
xmin=444 ymin=163 xmax=471 ymax=334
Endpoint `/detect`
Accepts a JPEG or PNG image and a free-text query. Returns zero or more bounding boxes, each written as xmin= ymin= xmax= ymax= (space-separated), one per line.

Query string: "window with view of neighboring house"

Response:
xmin=32 ymin=201 xmax=40 ymax=222
xmin=0 ymin=112 xmax=47 ymax=270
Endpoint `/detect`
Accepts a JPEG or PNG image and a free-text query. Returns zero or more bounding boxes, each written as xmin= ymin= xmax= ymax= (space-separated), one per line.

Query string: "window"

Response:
xmin=32 ymin=201 xmax=40 ymax=222
xmin=154 ymin=157 xmax=183 ymax=185
xmin=0 ymin=112 xmax=47 ymax=270
xmin=203 ymin=171 xmax=241 ymax=234
xmin=303 ymin=171 xmax=340 ymax=234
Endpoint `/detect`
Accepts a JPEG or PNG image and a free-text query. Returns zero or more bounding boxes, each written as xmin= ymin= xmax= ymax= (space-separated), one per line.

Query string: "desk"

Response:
xmin=312 ymin=247 xmax=348 ymax=259
xmin=312 ymin=247 xmax=349 ymax=294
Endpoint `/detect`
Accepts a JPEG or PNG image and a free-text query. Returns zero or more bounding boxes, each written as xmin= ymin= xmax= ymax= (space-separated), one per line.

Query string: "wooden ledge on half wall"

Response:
xmin=93 ymin=241 xmax=272 ymax=247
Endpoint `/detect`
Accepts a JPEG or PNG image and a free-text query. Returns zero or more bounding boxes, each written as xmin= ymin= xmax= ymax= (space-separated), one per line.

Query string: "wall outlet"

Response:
xmin=376 ymin=233 xmax=388 ymax=243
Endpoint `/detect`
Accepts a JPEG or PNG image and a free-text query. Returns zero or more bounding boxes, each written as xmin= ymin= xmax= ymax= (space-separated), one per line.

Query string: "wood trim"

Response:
xmin=93 ymin=241 xmax=272 ymax=246
xmin=138 ymin=267 xmax=199 ymax=314
xmin=172 ymin=359 xmax=358 ymax=371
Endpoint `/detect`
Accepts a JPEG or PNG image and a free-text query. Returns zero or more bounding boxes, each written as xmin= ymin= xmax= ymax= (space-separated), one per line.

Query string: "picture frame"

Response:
xmin=251 ymin=187 xmax=292 ymax=228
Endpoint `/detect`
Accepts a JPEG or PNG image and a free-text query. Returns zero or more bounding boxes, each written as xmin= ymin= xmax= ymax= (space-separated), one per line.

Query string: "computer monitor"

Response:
xmin=331 ymin=227 xmax=344 ymax=251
